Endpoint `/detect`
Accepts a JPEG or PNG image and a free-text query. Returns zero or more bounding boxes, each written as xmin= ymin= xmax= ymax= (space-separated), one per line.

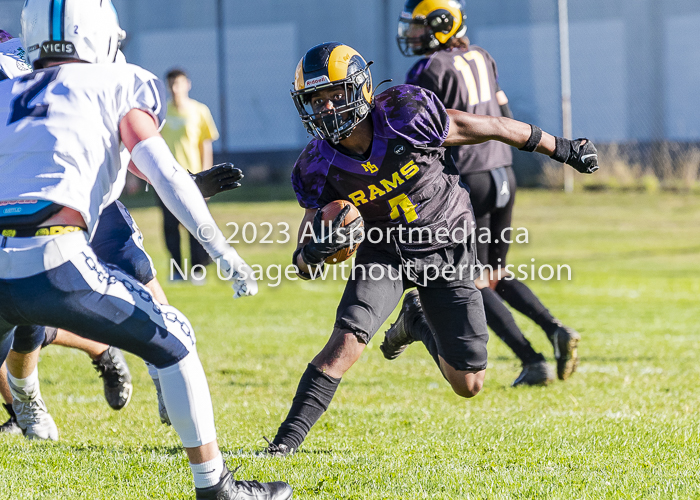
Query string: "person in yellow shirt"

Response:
xmin=158 ymin=68 xmax=220 ymax=282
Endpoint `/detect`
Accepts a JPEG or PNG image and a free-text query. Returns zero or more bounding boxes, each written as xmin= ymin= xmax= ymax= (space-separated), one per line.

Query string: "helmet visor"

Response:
xmin=397 ymin=17 xmax=431 ymax=56
xmin=298 ymin=84 xmax=349 ymax=120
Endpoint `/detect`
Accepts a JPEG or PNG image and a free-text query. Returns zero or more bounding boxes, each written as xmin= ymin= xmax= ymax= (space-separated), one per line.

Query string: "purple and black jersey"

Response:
xmin=406 ymin=46 xmax=512 ymax=175
xmin=292 ymin=84 xmax=475 ymax=247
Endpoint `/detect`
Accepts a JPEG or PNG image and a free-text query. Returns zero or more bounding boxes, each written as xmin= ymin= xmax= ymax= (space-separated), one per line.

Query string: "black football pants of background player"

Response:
xmin=155 ymin=194 xmax=210 ymax=270
xmin=463 ymin=166 xmax=562 ymax=365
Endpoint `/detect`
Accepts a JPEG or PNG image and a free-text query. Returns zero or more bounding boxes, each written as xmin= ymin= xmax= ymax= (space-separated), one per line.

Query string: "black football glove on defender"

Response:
xmin=190 ymin=163 xmax=244 ymax=198
xmin=551 ymin=137 xmax=599 ymax=174
xmin=300 ymin=205 xmax=364 ymax=266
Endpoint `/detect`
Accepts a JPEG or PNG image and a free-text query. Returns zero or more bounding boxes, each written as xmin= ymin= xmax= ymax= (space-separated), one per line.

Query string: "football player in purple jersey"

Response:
xmin=265 ymin=42 xmax=598 ymax=456
xmin=397 ymin=0 xmax=582 ymax=386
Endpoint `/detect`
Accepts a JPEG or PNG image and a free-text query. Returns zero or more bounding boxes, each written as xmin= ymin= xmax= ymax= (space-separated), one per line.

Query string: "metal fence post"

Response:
xmin=216 ymin=0 xmax=228 ymax=152
xmin=558 ymin=0 xmax=574 ymax=193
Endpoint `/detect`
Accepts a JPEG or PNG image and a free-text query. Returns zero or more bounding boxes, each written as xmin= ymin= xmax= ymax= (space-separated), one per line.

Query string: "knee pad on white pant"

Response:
xmin=157 ymin=350 xmax=216 ymax=448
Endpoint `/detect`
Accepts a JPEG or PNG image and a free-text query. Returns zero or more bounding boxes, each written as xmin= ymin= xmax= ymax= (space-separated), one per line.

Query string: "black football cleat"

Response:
xmin=0 ymin=404 xmax=21 ymax=435
xmin=512 ymin=360 xmax=555 ymax=387
xmin=380 ymin=290 xmax=424 ymax=360
xmin=195 ymin=463 xmax=293 ymax=500
xmin=92 ymin=347 xmax=133 ymax=410
xmin=263 ymin=437 xmax=294 ymax=458
xmin=548 ymin=323 xmax=580 ymax=380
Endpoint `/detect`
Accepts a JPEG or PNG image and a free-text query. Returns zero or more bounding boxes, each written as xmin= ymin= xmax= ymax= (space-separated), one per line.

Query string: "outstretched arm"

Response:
xmin=445 ymin=109 xmax=555 ymax=152
xmin=120 ymin=108 xmax=257 ymax=298
xmin=444 ymin=109 xmax=599 ymax=174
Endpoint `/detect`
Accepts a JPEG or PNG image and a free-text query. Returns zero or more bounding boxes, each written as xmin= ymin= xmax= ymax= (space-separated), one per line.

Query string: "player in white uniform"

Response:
xmin=0 ymin=2 xmax=291 ymax=499
xmin=0 ymin=30 xmax=137 ymax=436
xmin=0 ymin=34 xmax=243 ymax=439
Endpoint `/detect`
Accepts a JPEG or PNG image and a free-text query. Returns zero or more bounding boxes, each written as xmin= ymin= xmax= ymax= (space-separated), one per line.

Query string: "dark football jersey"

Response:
xmin=292 ymin=84 xmax=475 ymax=250
xmin=406 ymin=45 xmax=512 ymax=175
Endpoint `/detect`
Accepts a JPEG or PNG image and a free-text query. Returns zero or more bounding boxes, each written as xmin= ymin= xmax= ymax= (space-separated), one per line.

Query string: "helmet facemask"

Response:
xmin=397 ymin=15 xmax=437 ymax=56
xmin=292 ymin=64 xmax=373 ymax=144
xmin=397 ymin=1 xmax=468 ymax=57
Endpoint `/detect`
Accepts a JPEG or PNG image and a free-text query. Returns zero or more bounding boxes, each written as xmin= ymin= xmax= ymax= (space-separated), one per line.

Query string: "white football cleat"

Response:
xmin=13 ymin=397 xmax=59 ymax=441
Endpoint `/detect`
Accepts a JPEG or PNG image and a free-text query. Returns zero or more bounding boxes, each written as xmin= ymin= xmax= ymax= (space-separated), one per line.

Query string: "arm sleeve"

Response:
xmin=130 ymin=136 xmax=229 ymax=258
xmin=488 ymin=53 xmax=512 ymax=118
xmin=491 ymin=54 xmax=500 ymax=82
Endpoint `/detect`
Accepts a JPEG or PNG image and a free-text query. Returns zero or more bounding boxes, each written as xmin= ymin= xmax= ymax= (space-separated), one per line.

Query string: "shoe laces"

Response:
xmin=263 ymin=436 xmax=289 ymax=456
xmin=230 ymin=466 xmax=265 ymax=493
xmin=16 ymin=399 xmax=46 ymax=421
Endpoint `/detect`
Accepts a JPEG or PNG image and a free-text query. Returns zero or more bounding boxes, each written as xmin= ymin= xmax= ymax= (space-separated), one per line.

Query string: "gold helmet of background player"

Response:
xmin=291 ymin=42 xmax=374 ymax=144
xmin=397 ymin=0 xmax=467 ymax=56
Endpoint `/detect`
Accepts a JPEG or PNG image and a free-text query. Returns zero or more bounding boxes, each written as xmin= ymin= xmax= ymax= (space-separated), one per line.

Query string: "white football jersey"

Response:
xmin=0 ymin=38 xmax=31 ymax=80
xmin=0 ymin=62 xmax=166 ymax=235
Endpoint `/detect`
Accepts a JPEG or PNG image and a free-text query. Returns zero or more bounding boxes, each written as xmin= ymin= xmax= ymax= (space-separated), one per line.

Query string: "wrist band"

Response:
xmin=519 ymin=124 xmax=542 ymax=152
xmin=550 ymin=136 xmax=571 ymax=163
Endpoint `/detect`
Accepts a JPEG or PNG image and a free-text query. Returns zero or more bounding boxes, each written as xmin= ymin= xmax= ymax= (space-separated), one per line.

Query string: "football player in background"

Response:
xmin=0 ymin=2 xmax=291 ymax=498
xmin=266 ymin=42 xmax=597 ymax=456
xmin=395 ymin=0 xmax=581 ymax=385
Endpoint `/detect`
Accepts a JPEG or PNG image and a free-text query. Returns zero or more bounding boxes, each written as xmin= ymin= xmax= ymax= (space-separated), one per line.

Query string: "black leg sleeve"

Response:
xmin=480 ymin=288 xmax=544 ymax=364
xmin=273 ymin=364 xmax=341 ymax=450
xmin=495 ymin=279 xmax=559 ymax=336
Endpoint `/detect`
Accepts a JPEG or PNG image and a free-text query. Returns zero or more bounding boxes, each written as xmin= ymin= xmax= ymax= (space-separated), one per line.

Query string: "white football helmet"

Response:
xmin=21 ymin=0 xmax=126 ymax=68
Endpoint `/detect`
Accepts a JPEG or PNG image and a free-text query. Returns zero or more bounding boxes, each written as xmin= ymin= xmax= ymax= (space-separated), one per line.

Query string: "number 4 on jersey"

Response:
xmin=388 ymin=193 xmax=419 ymax=223
xmin=7 ymin=68 xmax=59 ymax=125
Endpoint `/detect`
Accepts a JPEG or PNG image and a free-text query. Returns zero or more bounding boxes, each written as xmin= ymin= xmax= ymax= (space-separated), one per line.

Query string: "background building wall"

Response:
xmin=2 ymin=0 xmax=699 ymax=176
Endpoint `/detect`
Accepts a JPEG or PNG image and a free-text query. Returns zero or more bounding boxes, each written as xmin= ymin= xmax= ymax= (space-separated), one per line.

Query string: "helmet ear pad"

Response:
xmin=427 ymin=9 xmax=456 ymax=45
xmin=427 ymin=9 xmax=453 ymax=35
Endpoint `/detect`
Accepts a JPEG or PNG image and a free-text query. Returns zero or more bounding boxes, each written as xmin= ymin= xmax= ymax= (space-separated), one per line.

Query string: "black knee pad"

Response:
xmin=12 ymin=325 xmax=48 ymax=354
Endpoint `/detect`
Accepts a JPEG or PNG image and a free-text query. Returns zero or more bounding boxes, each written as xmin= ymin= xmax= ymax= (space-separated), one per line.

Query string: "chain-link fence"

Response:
xmin=2 ymin=0 xmax=699 ymax=190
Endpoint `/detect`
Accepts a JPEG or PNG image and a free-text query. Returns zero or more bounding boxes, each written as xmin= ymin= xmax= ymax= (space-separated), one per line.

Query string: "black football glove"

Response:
xmin=190 ymin=163 xmax=244 ymax=198
xmin=551 ymin=137 xmax=599 ymax=174
xmin=300 ymin=205 xmax=364 ymax=266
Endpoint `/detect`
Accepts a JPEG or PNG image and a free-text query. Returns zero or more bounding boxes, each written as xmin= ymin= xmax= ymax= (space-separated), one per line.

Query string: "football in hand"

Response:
xmin=320 ymin=200 xmax=363 ymax=264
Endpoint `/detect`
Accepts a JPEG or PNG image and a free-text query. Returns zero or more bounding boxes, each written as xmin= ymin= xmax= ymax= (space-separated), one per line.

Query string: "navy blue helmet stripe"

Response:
xmin=303 ymin=41 xmax=343 ymax=73
xmin=51 ymin=0 xmax=66 ymax=41
xmin=49 ymin=0 xmax=55 ymax=40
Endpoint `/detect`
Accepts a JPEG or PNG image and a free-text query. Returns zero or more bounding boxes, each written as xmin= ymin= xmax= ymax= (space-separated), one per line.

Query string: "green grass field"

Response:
xmin=1 ymin=190 xmax=700 ymax=499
